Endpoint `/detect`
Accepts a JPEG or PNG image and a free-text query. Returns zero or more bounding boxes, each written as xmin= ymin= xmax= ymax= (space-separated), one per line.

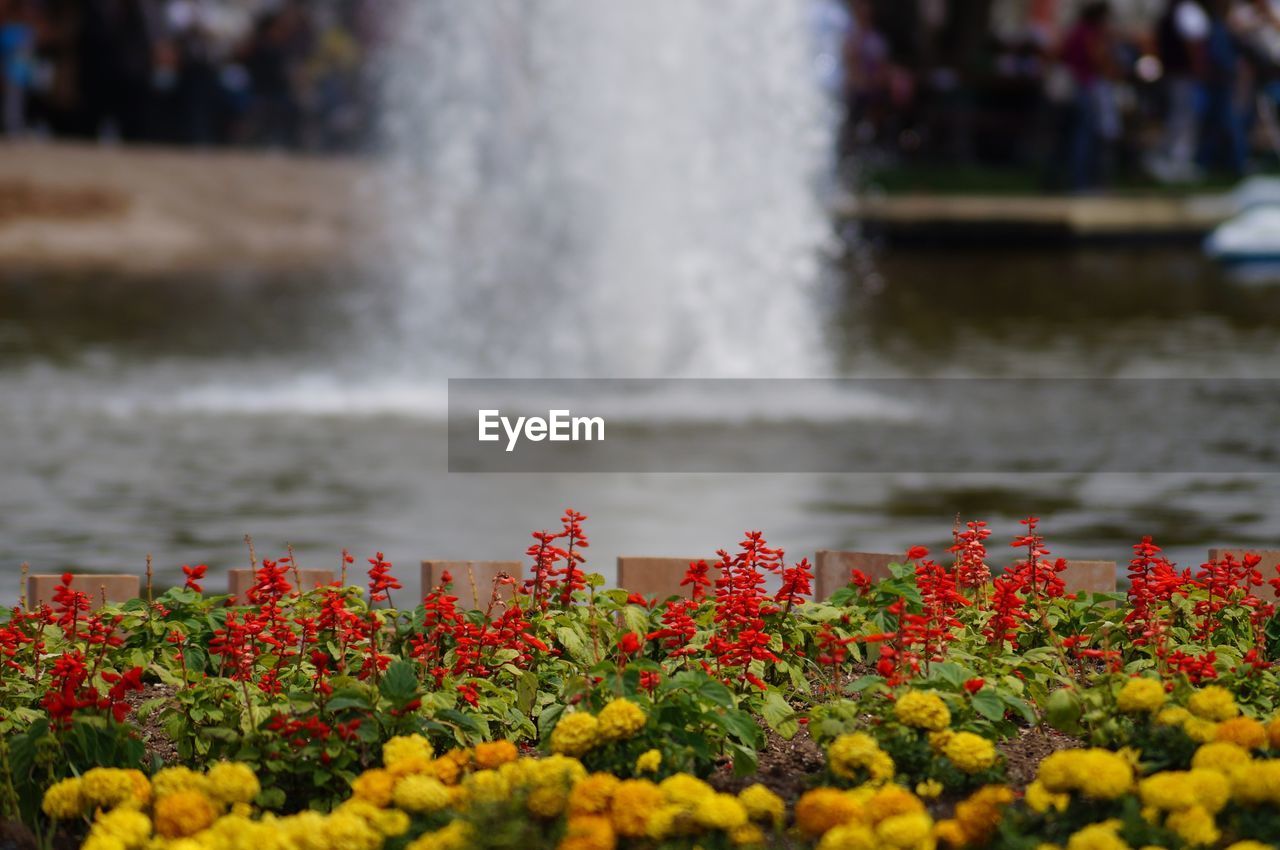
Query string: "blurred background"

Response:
xmin=2 ymin=0 xmax=1279 ymax=595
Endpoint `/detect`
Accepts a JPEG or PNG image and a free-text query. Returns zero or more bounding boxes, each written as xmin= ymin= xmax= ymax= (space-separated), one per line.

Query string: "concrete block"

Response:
xmin=1208 ymin=548 xmax=1280 ymax=600
xmin=27 ymin=574 xmax=139 ymax=609
xmin=1060 ymin=560 xmax=1116 ymax=595
xmin=421 ymin=560 xmax=524 ymax=610
xmin=227 ymin=568 xmax=335 ymax=601
xmin=616 ymin=556 xmax=720 ymax=601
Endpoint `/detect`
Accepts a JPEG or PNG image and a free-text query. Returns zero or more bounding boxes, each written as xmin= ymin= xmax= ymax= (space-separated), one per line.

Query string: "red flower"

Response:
xmin=181 ymin=564 xmax=207 ymax=593
xmin=619 ymin=632 xmax=643 ymax=656
xmin=963 ymin=677 xmax=985 ymax=694
xmin=905 ymin=546 xmax=929 ymax=562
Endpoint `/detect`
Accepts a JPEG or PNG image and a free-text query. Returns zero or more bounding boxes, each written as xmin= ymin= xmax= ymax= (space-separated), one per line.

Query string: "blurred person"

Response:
xmin=0 ymin=0 xmax=36 ymax=135
xmin=840 ymin=0 xmax=912 ymax=152
xmin=238 ymin=2 xmax=309 ymax=148
xmin=77 ymin=0 xmax=159 ymax=141
xmin=300 ymin=3 xmax=362 ymax=151
xmin=165 ymin=0 xmax=222 ymax=144
xmin=1198 ymin=0 xmax=1246 ymax=175
xmin=1060 ymin=1 xmax=1120 ymax=190
xmin=1151 ymin=0 xmax=1209 ymax=182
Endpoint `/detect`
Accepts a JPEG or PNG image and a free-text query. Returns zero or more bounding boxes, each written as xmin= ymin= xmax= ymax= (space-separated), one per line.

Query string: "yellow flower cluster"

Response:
xmin=1037 ymin=749 xmax=1134 ymax=799
xmin=827 ymin=733 xmax=895 ymax=784
xmin=795 ymin=783 xmax=935 ymax=850
xmin=934 ymin=785 xmax=1014 ymax=848
xmin=893 ymin=691 xmax=951 ymax=732
xmin=550 ymin=699 xmax=647 ymax=758
xmin=1187 ymin=685 xmax=1239 ymax=723
xmin=1115 ymin=677 xmax=1165 ymax=714
xmin=942 ymin=732 xmax=997 ymax=775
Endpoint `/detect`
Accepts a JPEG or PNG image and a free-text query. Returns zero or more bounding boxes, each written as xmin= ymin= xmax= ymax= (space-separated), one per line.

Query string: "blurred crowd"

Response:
xmin=0 ymin=0 xmax=387 ymax=151
xmin=821 ymin=0 xmax=1280 ymax=190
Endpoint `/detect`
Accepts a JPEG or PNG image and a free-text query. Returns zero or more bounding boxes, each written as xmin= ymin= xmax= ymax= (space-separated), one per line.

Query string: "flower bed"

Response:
xmin=3 ymin=510 xmax=1280 ymax=849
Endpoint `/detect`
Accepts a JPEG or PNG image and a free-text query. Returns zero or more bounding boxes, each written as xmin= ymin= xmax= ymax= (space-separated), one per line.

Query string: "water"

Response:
xmin=3 ymin=2 xmax=1280 ymax=595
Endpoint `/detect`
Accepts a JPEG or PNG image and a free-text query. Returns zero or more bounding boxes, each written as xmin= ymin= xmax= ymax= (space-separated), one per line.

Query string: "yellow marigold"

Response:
xmin=694 ymin=793 xmax=748 ymax=831
xmin=42 ymin=777 xmax=85 ymax=820
xmin=738 ymin=784 xmax=784 ymax=826
xmin=1038 ymin=749 xmax=1133 ymax=799
xmin=659 ymin=773 xmax=714 ymax=804
xmin=1227 ymin=842 xmax=1275 ymax=850
xmin=383 ymin=734 xmax=433 ymax=768
xmin=865 ymin=786 xmax=925 ymax=825
xmin=894 ymin=691 xmax=951 ymax=732
xmin=551 ymin=712 xmax=600 ymax=757
xmin=1183 ymin=717 xmax=1220 ymax=744
xmin=1116 ymin=677 xmax=1166 ymax=714
xmin=914 ymin=780 xmax=943 ymax=799
xmin=943 ymin=732 xmax=997 ymax=774
xmin=531 ymin=754 xmax=587 ymax=789
xmin=474 ymin=740 xmax=518 ymax=770
xmin=463 ymin=769 xmax=510 ymax=806
xmin=1228 ymin=760 xmax=1280 ymax=806
xmin=1166 ymin=805 xmax=1219 ymax=847
xmin=1265 ymin=716 xmax=1280 ymax=750
xmin=326 ymin=809 xmax=383 ymax=850
xmin=80 ymin=768 xmax=149 ymax=811
xmin=1191 ymin=741 xmax=1250 ymax=775
xmin=89 ymin=807 xmax=151 ymax=849
xmin=828 ymin=733 xmax=895 ymax=783
xmin=1156 ymin=707 xmax=1191 ymax=727
xmin=153 ymin=790 xmax=217 ymax=839
xmin=817 ymin=822 xmax=877 ymax=850
xmin=1026 ymin=780 xmax=1069 ymax=813
xmin=635 ymin=749 xmax=661 ymax=774
xmin=406 ymin=821 xmax=473 ymax=850
xmin=151 ymin=766 xmax=210 ymax=799
xmin=427 ymin=756 xmax=461 ymax=786
xmin=393 ymin=774 xmax=451 ymax=814
xmin=528 ymin=784 xmax=572 ymax=819
xmin=597 ymin=699 xmax=647 ymax=743
xmin=796 ymin=788 xmax=864 ymax=838
xmin=1139 ymin=770 xmax=1228 ymax=813
xmin=351 ymin=768 xmax=395 ymax=808
xmin=559 ymin=814 xmax=616 ymax=850
xmin=569 ymin=773 xmax=620 ymax=816
xmin=954 ymin=786 xmax=1014 ymax=843
xmin=205 ymin=762 xmax=259 ymax=807
xmin=644 ymin=803 xmax=692 ymax=840
xmin=340 ymin=798 xmax=410 ymax=837
xmin=1188 ymin=686 xmax=1238 ymax=722
xmin=610 ymin=779 xmax=664 ymax=837
xmin=1216 ymin=717 xmax=1267 ymax=750
xmin=1065 ymin=821 xmax=1131 ymax=850
xmin=730 ymin=822 xmax=766 ymax=846
xmin=933 ymin=819 xmax=967 ymax=848
xmin=876 ymin=812 xmax=933 ymax=849
xmin=928 ymin=730 xmax=953 ymax=752
xmin=387 ymin=754 xmax=433 ymax=780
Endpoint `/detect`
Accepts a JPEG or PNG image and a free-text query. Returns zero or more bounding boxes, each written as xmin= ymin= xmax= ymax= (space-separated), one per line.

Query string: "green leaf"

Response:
xmin=761 ymin=692 xmax=799 ymax=740
xmin=971 ymin=689 xmax=1006 ymax=722
xmin=555 ymin=627 xmax=589 ymax=661
xmin=379 ymin=660 xmax=420 ymax=706
xmin=1045 ymin=689 xmax=1083 ymax=734
xmin=516 ymin=671 xmax=538 ymax=716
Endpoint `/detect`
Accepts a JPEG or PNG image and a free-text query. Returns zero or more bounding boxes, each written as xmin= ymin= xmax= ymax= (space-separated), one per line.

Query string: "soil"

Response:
xmin=996 ymin=725 xmax=1081 ymax=790
xmin=709 ymin=727 xmax=826 ymax=803
xmin=123 ymin=683 xmax=180 ymax=765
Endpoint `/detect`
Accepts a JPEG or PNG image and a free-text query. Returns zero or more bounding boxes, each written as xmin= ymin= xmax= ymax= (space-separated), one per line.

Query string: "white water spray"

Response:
xmin=381 ymin=1 xmax=836 ymax=379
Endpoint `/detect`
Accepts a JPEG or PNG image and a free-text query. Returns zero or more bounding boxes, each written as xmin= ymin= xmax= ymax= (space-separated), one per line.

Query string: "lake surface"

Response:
xmin=2 ymin=246 xmax=1279 ymax=597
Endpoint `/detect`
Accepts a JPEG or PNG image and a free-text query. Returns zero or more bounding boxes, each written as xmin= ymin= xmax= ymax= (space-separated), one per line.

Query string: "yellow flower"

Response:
xmin=42 ymin=777 xmax=85 ymax=820
xmin=796 ymin=788 xmax=864 ymax=837
xmin=1026 ymin=780 xmax=1069 ymax=813
xmin=152 ymin=790 xmax=218 ymax=839
xmin=1066 ymin=822 xmax=1131 ymax=850
xmin=876 ymin=812 xmax=933 ymax=849
xmin=325 ymin=809 xmax=383 ymax=850
xmin=933 ymin=819 xmax=967 ymax=848
xmin=828 ymin=733 xmax=895 ymax=783
xmin=1228 ymin=760 xmax=1280 ymax=806
xmin=1191 ymin=741 xmax=1249 ymax=775
xmin=558 ymin=814 xmax=616 ymax=850
xmin=1188 ymin=686 xmax=1238 ymax=722
xmin=351 ymin=769 xmax=395 ymax=808
xmin=1183 ymin=717 xmax=1219 ymax=744
xmin=1166 ymin=805 xmax=1219 ymax=847
xmin=1038 ymin=749 xmax=1133 ymax=799
xmin=568 ymin=773 xmax=620 ymax=816
xmin=817 ymin=822 xmax=877 ymax=850
xmin=914 ymin=780 xmax=943 ymax=799
xmin=635 ymin=749 xmax=661 ymax=774
xmin=1215 ymin=716 xmax=1267 ymax=750
xmin=393 ymin=774 xmax=451 ymax=814
xmin=151 ymin=766 xmax=210 ymax=799
xmin=1156 ymin=707 xmax=1190 ymax=727
xmin=894 ymin=691 xmax=951 ymax=731
xmin=205 ymin=762 xmax=259 ymax=807
xmin=927 ymin=730 xmax=953 ymax=752
xmin=551 ymin=712 xmax=600 ymax=757
xmin=610 ymin=779 xmax=664 ymax=837
xmin=89 ymin=807 xmax=151 ymax=849
xmin=731 ymin=822 xmax=766 ymax=846
xmin=463 ymin=769 xmax=511 ymax=806
xmin=943 ymin=732 xmax=997 ymax=774
xmin=1116 ymin=677 xmax=1166 ymax=714
xmin=1139 ymin=769 xmax=1228 ymax=813
xmin=1227 ymin=842 xmax=1275 ymax=850
xmin=953 ymin=786 xmax=1014 ymax=843
xmin=694 ymin=793 xmax=749 ymax=831
xmin=866 ymin=786 xmax=925 ymax=824
xmin=658 ymin=773 xmax=714 ymax=804
xmin=739 ymin=784 xmax=784 ymax=826
xmin=596 ymin=699 xmax=647 ymax=743
xmin=474 ymin=740 xmax=518 ymax=770
xmin=644 ymin=804 xmax=692 ymax=840
xmin=383 ymin=734 xmax=434 ymax=768
xmin=426 ymin=756 xmax=461 ymax=786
